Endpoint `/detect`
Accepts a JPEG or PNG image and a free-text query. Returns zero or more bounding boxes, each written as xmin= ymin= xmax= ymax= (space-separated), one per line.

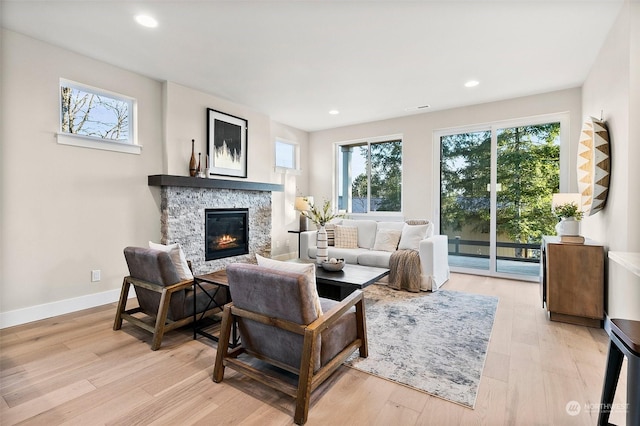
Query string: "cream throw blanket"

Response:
xmin=388 ymin=249 xmax=422 ymax=292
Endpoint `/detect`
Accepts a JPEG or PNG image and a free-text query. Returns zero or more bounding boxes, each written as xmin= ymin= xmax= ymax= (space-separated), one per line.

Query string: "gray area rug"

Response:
xmin=344 ymin=284 xmax=498 ymax=408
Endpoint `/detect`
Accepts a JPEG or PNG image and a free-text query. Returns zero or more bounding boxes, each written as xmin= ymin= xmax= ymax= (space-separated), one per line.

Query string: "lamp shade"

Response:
xmin=294 ymin=196 xmax=313 ymax=211
xmin=551 ymin=193 xmax=581 ymax=211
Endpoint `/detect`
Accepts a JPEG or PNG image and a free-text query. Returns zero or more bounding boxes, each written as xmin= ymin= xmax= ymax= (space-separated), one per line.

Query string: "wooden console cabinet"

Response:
xmin=540 ymin=236 xmax=604 ymax=328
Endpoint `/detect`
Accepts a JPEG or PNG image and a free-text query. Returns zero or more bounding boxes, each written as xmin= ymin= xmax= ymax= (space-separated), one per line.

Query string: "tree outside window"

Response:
xmin=338 ymin=139 xmax=402 ymax=213
xmin=59 ymin=79 xmax=134 ymax=143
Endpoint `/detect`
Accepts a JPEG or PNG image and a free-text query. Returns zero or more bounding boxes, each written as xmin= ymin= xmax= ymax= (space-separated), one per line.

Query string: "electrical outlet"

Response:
xmin=276 ymin=240 xmax=281 ymax=248
xmin=91 ymin=270 xmax=101 ymax=282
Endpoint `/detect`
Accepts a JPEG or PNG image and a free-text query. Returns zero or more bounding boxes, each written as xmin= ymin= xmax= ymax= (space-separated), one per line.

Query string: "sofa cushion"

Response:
xmin=357 ymin=250 xmax=392 ymax=268
xmin=256 ymin=254 xmax=322 ymax=316
xmin=342 ymin=219 xmax=378 ymax=249
xmin=377 ymin=221 xmax=405 ymax=231
xmin=326 ymin=223 xmax=336 ymax=246
xmin=372 ymin=228 xmax=402 ymax=252
xmin=308 ymin=247 xmax=369 ymax=264
xmin=398 ymin=224 xmax=429 ymax=250
xmin=335 ymin=225 xmax=358 ymax=248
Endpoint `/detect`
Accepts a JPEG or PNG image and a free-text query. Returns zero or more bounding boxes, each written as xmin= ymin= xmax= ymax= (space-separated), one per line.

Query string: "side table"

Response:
xmin=540 ymin=236 xmax=604 ymax=327
xmin=193 ymin=270 xmax=239 ymax=347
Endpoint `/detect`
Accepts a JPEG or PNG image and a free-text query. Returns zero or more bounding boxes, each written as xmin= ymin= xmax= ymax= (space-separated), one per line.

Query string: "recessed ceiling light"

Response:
xmin=329 ymin=110 xmax=340 ymax=115
xmin=135 ymin=14 xmax=158 ymax=28
xmin=464 ymin=80 xmax=480 ymax=88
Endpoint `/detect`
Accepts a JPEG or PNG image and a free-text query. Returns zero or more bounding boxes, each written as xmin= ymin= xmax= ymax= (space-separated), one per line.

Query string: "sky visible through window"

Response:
xmin=60 ymin=84 xmax=130 ymax=141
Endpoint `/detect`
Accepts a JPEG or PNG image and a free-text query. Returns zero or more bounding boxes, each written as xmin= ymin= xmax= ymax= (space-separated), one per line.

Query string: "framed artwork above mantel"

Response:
xmin=207 ymin=108 xmax=248 ymax=178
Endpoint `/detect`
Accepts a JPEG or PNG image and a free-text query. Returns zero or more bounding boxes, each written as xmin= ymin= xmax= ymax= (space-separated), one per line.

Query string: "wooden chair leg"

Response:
xmin=213 ymin=305 xmax=234 ymax=383
xmin=150 ymin=288 xmax=172 ymax=351
xmin=113 ymin=278 xmax=131 ymax=331
xmin=294 ymin=331 xmax=316 ymax=425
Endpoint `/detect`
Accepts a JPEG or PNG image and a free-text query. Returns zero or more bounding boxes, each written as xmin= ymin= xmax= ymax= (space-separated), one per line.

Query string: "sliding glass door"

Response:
xmin=438 ymin=116 xmax=564 ymax=280
xmin=440 ymin=130 xmax=492 ymax=272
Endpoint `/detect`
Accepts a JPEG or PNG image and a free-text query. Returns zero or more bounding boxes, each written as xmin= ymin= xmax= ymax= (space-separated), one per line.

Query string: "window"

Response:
xmin=337 ymin=137 xmax=402 ymax=214
xmin=275 ymin=139 xmax=299 ymax=172
xmin=436 ymin=113 xmax=569 ymax=280
xmin=57 ymin=79 xmax=140 ymax=154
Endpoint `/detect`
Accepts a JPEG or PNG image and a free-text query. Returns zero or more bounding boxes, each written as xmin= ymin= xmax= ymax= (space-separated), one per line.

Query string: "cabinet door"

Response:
xmin=547 ymin=243 xmax=603 ymax=319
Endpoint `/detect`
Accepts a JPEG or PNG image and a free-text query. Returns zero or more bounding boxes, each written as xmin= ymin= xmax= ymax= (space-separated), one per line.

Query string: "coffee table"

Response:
xmin=290 ymin=259 xmax=389 ymax=301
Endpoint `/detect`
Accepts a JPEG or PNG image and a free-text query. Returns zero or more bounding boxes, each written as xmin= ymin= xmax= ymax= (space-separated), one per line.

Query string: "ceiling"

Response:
xmin=1 ymin=0 xmax=624 ymax=132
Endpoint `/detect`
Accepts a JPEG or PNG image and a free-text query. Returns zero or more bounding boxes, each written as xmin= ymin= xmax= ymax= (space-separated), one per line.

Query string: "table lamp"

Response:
xmin=294 ymin=196 xmax=313 ymax=231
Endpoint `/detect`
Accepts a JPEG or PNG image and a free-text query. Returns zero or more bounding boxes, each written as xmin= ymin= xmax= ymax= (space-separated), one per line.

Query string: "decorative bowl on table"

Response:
xmin=320 ymin=258 xmax=345 ymax=272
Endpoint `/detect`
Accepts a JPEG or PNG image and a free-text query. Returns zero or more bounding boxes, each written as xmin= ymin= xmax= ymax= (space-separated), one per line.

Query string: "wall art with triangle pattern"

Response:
xmin=577 ymin=116 xmax=610 ymax=216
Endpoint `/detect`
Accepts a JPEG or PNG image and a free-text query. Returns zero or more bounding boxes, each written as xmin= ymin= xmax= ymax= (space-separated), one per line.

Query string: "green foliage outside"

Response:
xmin=440 ymin=123 xmax=560 ymax=257
xmin=351 ymin=140 xmax=402 ymax=212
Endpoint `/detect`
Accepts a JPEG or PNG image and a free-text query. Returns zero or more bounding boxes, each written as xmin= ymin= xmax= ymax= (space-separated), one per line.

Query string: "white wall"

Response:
xmin=270 ymin=121 xmax=311 ymax=258
xmin=582 ymin=0 xmax=640 ymax=320
xmin=0 ymin=32 xmax=310 ymax=326
xmin=0 ymin=30 xmax=164 ymax=322
xmin=309 ymin=88 xmax=583 ymax=222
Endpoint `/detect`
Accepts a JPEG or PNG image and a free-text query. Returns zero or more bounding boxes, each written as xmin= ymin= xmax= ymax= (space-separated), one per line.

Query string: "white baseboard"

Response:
xmin=0 ymin=288 xmax=134 ymax=329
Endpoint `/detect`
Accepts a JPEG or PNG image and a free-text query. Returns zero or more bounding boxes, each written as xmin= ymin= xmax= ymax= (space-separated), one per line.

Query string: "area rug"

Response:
xmin=344 ymin=284 xmax=498 ymax=408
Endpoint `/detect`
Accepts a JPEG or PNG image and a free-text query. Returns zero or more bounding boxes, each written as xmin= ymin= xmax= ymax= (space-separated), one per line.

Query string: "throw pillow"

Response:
xmin=397 ymin=224 xmax=429 ymax=251
xmin=255 ymin=254 xmax=323 ymax=316
xmin=373 ymin=228 xmax=402 ymax=252
xmin=148 ymin=241 xmax=194 ymax=281
xmin=334 ymin=225 xmax=358 ymax=249
xmin=326 ymin=223 xmax=336 ymax=246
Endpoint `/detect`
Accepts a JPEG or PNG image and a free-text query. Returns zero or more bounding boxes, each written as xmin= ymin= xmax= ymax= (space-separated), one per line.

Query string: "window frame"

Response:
xmin=57 ymin=78 xmax=140 ymax=154
xmin=335 ymin=134 xmax=404 ymax=217
xmin=274 ymin=138 xmax=301 ymax=174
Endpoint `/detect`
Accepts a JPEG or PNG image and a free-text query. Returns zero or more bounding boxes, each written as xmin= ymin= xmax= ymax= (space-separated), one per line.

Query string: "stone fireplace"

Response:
xmin=149 ymin=175 xmax=283 ymax=275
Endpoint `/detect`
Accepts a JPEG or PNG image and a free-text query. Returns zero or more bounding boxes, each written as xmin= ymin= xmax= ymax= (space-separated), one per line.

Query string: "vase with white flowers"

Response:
xmin=301 ymin=200 xmax=344 ymax=264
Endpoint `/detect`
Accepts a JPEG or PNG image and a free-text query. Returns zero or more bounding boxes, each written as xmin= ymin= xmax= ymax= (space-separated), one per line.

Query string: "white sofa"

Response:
xmin=299 ymin=219 xmax=450 ymax=291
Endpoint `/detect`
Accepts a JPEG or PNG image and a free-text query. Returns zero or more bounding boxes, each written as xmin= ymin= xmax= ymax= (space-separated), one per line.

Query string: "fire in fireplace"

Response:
xmin=205 ymin=208 xmax=249 ymax=260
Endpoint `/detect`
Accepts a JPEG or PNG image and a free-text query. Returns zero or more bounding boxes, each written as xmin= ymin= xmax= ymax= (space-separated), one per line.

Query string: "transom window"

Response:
xmin=275 ymin=139 xmax=299 ymax=171
xmin=57 ymin=79 xmax=140 ymax=154
xmin=337 ymin=137 xmax=402 ymax=214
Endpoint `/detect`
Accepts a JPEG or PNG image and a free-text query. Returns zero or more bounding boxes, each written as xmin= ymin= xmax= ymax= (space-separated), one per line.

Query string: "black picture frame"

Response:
xmin=206 ymin=108 xmax=248 ymax=178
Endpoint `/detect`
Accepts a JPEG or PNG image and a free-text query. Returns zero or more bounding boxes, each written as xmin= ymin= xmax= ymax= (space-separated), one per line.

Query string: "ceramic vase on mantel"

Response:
xmin=316 ymin=225 xmax=328 ymax=264
xmin=189 ymin=139 xmax=197 ymax=177
xmin=555 ymin=217 xmax=580 ymax=236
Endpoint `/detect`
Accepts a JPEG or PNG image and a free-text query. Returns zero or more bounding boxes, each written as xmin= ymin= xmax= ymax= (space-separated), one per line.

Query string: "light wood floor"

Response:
xmin=0 ymin=273 xmax=629 ymax=425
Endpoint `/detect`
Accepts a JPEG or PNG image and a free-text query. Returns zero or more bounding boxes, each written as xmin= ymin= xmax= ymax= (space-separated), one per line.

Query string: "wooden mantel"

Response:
xmin=148 ymin=174 xmax=284 ymax=192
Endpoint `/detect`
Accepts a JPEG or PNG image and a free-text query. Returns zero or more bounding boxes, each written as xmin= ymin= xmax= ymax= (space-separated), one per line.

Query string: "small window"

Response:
xmin=275 ymin=139 xmax=299 ymax=172
xmin=57 ymin=79 xmax=140 ymax=154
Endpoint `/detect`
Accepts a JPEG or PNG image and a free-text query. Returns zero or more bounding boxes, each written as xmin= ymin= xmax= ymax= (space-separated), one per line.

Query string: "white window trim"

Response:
xmin=56 ymin=132 xmax=142 ymax=154
xmin=58 ymin=79 xmax=140 ymax=155
xmin=274 ymin=138 xmax=301 ymax=174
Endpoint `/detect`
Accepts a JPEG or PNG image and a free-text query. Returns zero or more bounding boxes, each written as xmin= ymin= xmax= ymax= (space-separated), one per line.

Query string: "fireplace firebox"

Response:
xmin=205 ymin=208 xmax=249 ymax=260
